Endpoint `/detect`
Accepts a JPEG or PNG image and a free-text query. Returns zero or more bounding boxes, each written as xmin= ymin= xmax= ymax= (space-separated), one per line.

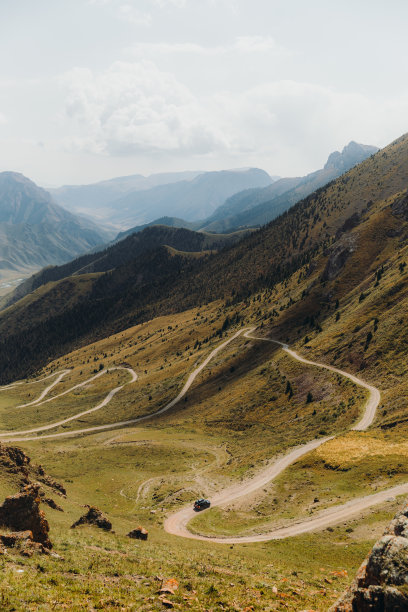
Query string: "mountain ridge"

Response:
xmin=50 ymin=168 xmax=273 ymax=228
xmin=1 ymin=224 xmax=252 ymax=310
xmin=112 ymin=141 xmax=378 ymax=241
xmin=0 ymin=172 xmax=113 ymax=275
xmin=199 ymin=141 xmax=379 ymax=232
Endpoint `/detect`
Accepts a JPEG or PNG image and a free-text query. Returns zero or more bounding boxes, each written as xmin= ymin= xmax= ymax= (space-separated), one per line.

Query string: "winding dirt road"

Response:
xmin=17 ymin=370 xmax=71 ymax=408
xmin=163 ymin=329 xmax=400 ymax=543
xmin=2 ymin=325 xmax=405 ymax=543
xmin=0 ymin=370 xmax=70 ymax=392
xmin=0 ymin=367 xmax=137 ymax=440
xmin=0 ymin=329 xmax=246 ymax=442
xmin=243 ymin=330 xmax=381 ymax=431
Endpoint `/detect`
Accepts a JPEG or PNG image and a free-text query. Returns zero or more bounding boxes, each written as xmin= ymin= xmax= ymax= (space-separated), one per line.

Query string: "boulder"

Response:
xmin=0 ymin=530 xmax=33 ymax=547
xmin=0 ymin=484 xmax=51 ymax=549
xmin=0 ymin=529 xmax=49 ymax=556
xmin=71 ymin=505 xmax=112 ymax=531
xmin=127 ymin=526 xmax=148 ymax=540
xmin=331 ymin=500 xmax=408 ymax=610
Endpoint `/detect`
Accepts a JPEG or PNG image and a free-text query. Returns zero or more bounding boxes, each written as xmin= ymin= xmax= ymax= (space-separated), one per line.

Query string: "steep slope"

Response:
xmin=201 ymin=141 xmax=378 ymax=232
xmin=1 ymin=225 xmax=252 ymax=310
xmin=0 ymin=134 xmax=405 ymax=383
xmin=0 ymin=172 xmax=113 ymax=275
xmin=202 ymin=177 xmax=303 ymax=229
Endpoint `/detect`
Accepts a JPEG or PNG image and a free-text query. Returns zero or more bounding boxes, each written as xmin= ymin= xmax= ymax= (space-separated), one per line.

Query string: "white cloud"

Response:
xmin=118 ymin=4 xmax=152 ymax=25
xmin=234 ymin=35 xmax=280 ymax=53
xmin=152 ymin=0 xmax=188 ymax=7
xmin=59 ymin=59 xmax=408 ymax=174
xmin=127 ymin=35 xmax=284 ymax=58
xmin=87 ymin=0 xmax=152 ymax=26
xmin=87 ymin=0 xmax=114 ymax=5
xmin=89 ymin=0 xmax=237 ymax=12
xmin=60 ymin=61 xmax=228 ymax=156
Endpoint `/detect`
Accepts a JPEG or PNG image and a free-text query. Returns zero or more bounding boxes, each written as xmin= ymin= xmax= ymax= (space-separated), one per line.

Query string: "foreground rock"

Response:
xmin=331 ymin=501 xmax=408 ymax=611
xmin=71 ymin=505 xmax=112 ymax=531
xmin=0 ymin=529 xmax=49 ymax=556
xmin=0 ymin=484 xmax=52 ymax=549
xmin=0 ymin=443 xmax=66 ymax=502
xmin=127 ymin=526 xmax=148 ymax=540
xmin=0 ymin=444 xmax=30 ymax=484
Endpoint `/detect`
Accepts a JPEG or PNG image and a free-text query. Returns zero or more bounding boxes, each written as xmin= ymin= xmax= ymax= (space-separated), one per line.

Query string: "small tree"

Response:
xmin=306 ymin=391 xmax=313 ymax=403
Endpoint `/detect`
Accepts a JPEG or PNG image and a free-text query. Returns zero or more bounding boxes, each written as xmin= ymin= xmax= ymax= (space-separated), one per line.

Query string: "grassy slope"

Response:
xmin=0 ymin=280 xmax=406 ymax=609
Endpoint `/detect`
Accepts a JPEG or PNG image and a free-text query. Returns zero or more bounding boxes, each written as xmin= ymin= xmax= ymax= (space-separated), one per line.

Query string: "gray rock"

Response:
xmin=391 ymin=191 xmax=408 ymax=221
xmin=330 ymin=501 xmax=408 ymax=611
xmin=321 ymin=233 xmax=358 ymax=282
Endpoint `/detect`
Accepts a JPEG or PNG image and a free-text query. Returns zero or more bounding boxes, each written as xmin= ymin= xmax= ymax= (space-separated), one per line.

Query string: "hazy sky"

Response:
xmin=1 ymin=0 xmax=407 ymax=186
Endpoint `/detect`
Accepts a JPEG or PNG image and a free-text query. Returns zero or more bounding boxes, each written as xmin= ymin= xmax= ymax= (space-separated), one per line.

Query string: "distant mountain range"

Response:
xmin=114 ymin=142 xmax=378 ymax=239
xmin=50 ymin=168 xmax=274 ymax=228
xmin=49 ymin=171 xmax=203 ymax=221
xmin=0 ymin=140 xmax=377 ymax=292
xmin=47 ymin=142 xmax=377 ymax=246
xmin=200 ymin=141 xmax=379 ymax=232
xmin=0 ymin=172 xmax=113 ymax=275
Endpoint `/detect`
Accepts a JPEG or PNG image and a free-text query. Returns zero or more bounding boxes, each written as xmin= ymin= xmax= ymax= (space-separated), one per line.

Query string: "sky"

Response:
xmin=1 ymin=0 xmax=408 ymax=186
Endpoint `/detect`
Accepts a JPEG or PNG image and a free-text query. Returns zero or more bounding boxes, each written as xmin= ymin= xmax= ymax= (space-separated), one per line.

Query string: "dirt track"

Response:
xmin=2 ymin=325 xmax=403 ymax=544
xmin=164 ymin=329 xmax=392 ymax=543
xmin=0 ymin=329 xmax=246 ymax=441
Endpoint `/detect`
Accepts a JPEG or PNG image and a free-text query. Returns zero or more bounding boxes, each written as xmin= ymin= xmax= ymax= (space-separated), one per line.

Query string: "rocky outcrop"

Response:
xmin=43 ymin=497 xmax=64 ymax=512
xmin=0 ymin=484 xmax=52 ymax=549
xmin=324 ymin=142 xmax=378 ymax=173
xmin=37 ymin=474 xmax=66 ymax=496
xmin=0 ymin=444 xmax=30 ymax=484
xmin=331 ymin=501 xmax=408 ymax=611
xmin=335 ymin=212 xmax=361 ymax=238
xmin=0 ymin=530 xmax=33 ymax=548
xmin=391 ymin=191 xmax=408 ymax=221
xmin=127 ymin=526 xmax=148 ymax=540
xmin=71 ymin=506 xmax=112 ymax=531
xmin=0 ymin=443 xmax=66 ymax=500
xmin=0 ymin=529 xmax=48 ymax=556
xmin=321 ymin=233 xmax=358 ymax=282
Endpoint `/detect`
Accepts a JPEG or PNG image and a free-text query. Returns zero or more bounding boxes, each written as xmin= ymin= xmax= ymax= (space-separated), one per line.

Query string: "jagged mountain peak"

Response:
xmin=324 ymin=141 xmax=379 ymax=172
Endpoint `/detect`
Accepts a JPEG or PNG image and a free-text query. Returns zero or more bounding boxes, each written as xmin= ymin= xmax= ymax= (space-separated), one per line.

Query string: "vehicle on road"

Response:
xmin=194 ymin=498 xmax=211 ymax=511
